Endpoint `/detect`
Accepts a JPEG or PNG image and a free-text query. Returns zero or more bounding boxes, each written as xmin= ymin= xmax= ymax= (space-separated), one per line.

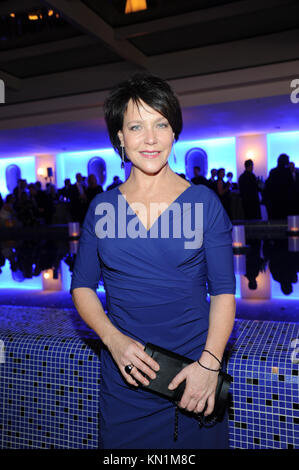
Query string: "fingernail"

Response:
xmin=168 ymin=383 xmax=173 ymax=389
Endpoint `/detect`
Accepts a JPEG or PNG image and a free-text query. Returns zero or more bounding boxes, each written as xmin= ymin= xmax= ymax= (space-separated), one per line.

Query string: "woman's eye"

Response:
xmin=130 ymin=125 xmax=141 ymax=131
xmin=157 ymin=122 xmax=168 ymax=128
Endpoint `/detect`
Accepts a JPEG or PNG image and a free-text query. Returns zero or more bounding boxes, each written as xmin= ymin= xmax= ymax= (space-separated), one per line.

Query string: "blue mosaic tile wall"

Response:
xmin=0 ymin=305 xmax=298 ymax=449
xmin=227 ymin=320 xmax=299 ymax=449
xmin=0 ymin=305 xmax=101 ymax=449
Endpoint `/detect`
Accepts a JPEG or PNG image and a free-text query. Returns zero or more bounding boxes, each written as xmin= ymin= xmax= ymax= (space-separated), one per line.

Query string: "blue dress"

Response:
xmin=70 ymin=181 xmax=236 ymax=449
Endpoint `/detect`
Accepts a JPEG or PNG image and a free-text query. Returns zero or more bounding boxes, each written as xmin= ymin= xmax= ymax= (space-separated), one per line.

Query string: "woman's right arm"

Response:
xmin=72 ymin=287 xmax=159 ymax=386
xmin=71 ymin=287 xmax=121 ymax=347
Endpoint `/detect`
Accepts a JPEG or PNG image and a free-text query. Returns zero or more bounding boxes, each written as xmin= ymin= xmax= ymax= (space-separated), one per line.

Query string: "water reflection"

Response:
xmin=263 ymin=237 xmax=299 ymax=297
xmin=0 ymin=237 xmax=299 ymax=298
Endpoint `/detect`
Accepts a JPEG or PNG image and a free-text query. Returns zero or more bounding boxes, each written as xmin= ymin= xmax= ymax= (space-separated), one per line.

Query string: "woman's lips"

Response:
xmin=140 ymin=151 xmax=161 ymax=159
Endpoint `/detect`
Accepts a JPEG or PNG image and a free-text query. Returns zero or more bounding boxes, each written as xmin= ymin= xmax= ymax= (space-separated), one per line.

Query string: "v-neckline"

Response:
xmin=116 ymin=182 xmax=194 ymax=233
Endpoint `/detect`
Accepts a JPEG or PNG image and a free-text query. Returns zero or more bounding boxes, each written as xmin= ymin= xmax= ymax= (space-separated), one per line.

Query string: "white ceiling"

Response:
xmin=0 ymin=93 xmax=298 ymax=158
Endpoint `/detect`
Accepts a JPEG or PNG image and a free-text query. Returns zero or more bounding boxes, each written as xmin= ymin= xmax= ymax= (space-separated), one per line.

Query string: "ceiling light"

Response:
xmin=28 ymin=13 xmax=39 ymax=21
xmin=125 ymin=0 xmax=147 ymax=14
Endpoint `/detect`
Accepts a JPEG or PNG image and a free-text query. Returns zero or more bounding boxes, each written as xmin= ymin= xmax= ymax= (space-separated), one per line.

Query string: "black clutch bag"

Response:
xmin=138 ymin=343 xmax=232 ymax=421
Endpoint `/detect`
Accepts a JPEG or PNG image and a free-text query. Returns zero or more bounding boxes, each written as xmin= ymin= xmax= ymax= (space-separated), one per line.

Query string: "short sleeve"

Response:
xmin=70 ymin=198 xmax=102 ymax=295
xmin=203 ymin=189 xmax=236 ymax=296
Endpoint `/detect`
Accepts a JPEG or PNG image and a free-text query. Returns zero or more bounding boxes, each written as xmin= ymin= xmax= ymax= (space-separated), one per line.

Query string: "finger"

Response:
xmin=203 ymin=393 xmax=215 ymax=416
xmin=123 ymin=369 xmax=139 ymax=387
xmin=135 ymin=344 xmax=160 ymax=372
xmin=195 ymin=399 xmax=208 ymax=414
xmin=179 ymin=384 xmax=200 ymax=410
xmin=168 ymin=370 xmax=186 ymax=391
xmin=129 ymin=366 xmax=152 ymax=386
xmin=129 ymin=355 xmax=158 ymax=381
xmin=183 ymin=396 xmax=199 ymax=413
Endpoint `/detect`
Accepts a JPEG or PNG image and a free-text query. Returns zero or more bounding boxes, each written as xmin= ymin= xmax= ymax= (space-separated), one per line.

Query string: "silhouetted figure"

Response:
xmin=289 ymin=162 xmax=299 ymax=215
xmin=13 ymin=179 xmax=28 ymax=211
xmin=191 ymin=166 xmax=209 ymax=186
xmin=0 ymin=194 xmax=20 ymax=227
xmin=0 ymin=193 xmax=3 ymax=211
xmin=207 ymin=168 xmax=217 ymax=191
xmin=16 ymin=191 xmax=39 ymax=226
xmin=216 ymin=168 xmax=232 ymax=217
xmin=85 ymin=174 xmax=103 ymax=206
xmin=107 ymin=176 xmax=123 ymax=191
xmin=69 ymin=173 xmax=88 ymax=224
xmin=262 ymin=154 xmax=295 ymax=219
xmin=226 ymin=172 xmax=238 ymax=190
xmin=238 ymin=159 xmax=261 ymax=220
xmin=34 ymin=181 xmax=54 ymax=225
xmin=59 ymin=178 xmax=72 ymax=201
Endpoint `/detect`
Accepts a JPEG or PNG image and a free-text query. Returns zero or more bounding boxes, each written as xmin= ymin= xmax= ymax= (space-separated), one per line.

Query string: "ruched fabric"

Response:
xmin=71 ymin=182 xmax=236 ymax=449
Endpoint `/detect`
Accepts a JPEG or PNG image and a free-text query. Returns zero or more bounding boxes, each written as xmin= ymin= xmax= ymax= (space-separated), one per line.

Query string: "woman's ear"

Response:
xmin=117 ymin=130 xmax=124 ymax=147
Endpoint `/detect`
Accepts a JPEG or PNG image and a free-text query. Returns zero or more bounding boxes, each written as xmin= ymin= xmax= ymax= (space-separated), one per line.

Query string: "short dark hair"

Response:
xmin=104 ymin=72 xmax=183 ymax=162
xmin=277 ymin=153 xmax=289 ymax=167
xmin=245 ymin=159 xmax=253 ymax=169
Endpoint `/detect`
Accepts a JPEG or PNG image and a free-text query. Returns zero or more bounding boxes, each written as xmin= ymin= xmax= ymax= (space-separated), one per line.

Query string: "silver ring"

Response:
xmin=125 ymin=364 xmax=134 ymax=375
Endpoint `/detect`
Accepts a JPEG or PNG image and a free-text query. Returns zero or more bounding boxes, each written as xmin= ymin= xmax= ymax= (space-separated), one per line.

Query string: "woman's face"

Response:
xmin=117 ymin=99 xmax=174 ymax=174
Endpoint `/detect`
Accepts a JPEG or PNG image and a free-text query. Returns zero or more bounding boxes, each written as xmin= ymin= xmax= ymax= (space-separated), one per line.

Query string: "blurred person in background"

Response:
xmin=215 ymin=168 xmax=232 ymax=217
xmin=0 ymin=194 xmax=20 ymax=227
xmin=238 ymin=160 xmax=261 ymax=220
xmin=85 ymin=174 xmax=103 ymax=206
xmin=262 ymin=154 xmax=295 ymax=219
xmin=107 ymin=175 xmax=123 ymax=191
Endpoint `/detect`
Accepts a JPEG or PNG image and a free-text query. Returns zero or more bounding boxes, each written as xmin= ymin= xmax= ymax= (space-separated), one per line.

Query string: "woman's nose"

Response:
xmin=144 ymin=127 xmax=157 ymax=144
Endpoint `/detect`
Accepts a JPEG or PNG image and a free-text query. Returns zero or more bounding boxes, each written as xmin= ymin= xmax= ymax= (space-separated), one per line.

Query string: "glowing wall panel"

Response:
xmin=267 ymin=131 xmax=299 ymax=174
xmin=56 ymin=149 xmax=123 ymax=190
xmin=0 ymin=156 xmax=36 ymax=197
xmin=56 ymin=139 xmax=236 ymax=188
xmin=236 ymin=134 xmax=268 ymax=179
xmin=173 ymin=137 xmax=236 ymax=178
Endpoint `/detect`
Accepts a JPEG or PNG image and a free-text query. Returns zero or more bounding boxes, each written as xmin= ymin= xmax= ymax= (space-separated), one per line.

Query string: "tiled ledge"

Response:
xmin=0 ymin=306 xmax=298 ymax=449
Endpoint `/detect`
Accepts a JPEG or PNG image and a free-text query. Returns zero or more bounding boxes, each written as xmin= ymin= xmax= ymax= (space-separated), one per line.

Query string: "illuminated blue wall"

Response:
xmin=56 ymin=138 xmax=237 ymax=187
xmin=267 ymin=131 xmax=299 ymax=174
xmin=168 ymin=137 xmax=236 ymax=178
xmin=0 ymin=156 xmax=36 ymax=197
xmin=56 ymin=148 xmax=123 ymax=190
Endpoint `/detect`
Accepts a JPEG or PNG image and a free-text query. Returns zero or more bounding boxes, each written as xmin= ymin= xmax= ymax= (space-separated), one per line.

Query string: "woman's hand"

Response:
xmin=105 ymin=331 xmax=160 ymax=387
xmin=168 ymin=351 xmax=220 ymax=416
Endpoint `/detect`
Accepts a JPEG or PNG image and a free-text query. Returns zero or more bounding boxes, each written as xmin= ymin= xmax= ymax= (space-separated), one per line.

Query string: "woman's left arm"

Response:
xmin=203 ymin=293 xmax=236 ymax=361
xmin=168 ymin=294 xmax=235 ymax=416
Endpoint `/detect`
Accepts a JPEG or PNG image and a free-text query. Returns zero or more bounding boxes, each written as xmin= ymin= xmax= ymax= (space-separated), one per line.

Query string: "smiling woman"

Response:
xmin=117 ymin=99 xmax=174 ymax=172
xmin=70 ymin=72 xmax=236 ymax=449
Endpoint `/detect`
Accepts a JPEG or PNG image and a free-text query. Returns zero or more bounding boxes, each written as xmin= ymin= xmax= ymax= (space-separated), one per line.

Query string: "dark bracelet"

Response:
xmin=197 ymin=360 xmax=221 ymax=372
xmin=202 ymin=349 xmax=222 ymax=366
